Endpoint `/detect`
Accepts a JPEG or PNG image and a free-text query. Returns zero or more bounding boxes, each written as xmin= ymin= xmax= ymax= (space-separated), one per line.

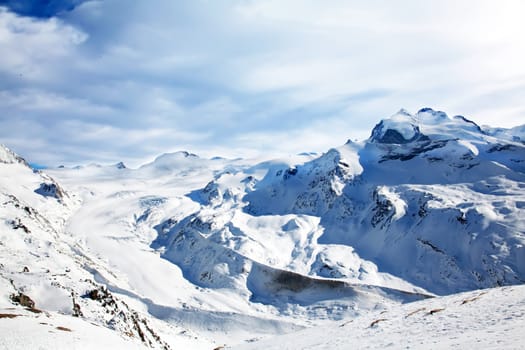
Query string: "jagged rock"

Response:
xmin=10 ymin=292 xmax=35 ymax=309
xmin=114 ymin=161 xmax=127 ymax=169
xmin=34 ymin=182 xmax=65 ymax=201
xmin=369 ymin=110 xmax=428 ymax=144
xmin=9 ymin=218 xmax=30 ymax=233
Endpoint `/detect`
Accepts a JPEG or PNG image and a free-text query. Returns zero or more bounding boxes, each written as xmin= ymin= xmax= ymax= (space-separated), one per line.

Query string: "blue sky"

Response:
xmin=0 ymin=0 xmax=524 ymax=167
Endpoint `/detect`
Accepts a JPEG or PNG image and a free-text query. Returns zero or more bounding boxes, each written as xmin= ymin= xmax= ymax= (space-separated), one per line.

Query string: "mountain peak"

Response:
xmin=114 ymin=161 xmax=127 ymax=169
xmin=139 ymin=151 xmax=201 ymax=171
xmin=416 ymin=107 xmax=449 ymax=122
xmin=0 ymin=144 xmax=28 ymax=166
xmin=154 ymin=151 xmax=199 ymax=161
xmin=369 ymin=110 xmax=425 ymax=144
xmin=368 ymin=108 xmax=492 ymax=145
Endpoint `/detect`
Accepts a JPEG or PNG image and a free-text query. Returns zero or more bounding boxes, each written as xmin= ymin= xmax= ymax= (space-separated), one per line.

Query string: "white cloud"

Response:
xmin=0 ymin=1 xmax=524 ymax=166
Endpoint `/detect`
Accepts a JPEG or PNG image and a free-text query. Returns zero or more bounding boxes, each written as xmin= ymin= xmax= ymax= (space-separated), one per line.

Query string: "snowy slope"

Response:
xmin=0 ymin=306 xmax=149 ymax=350
xmin=484 ymin=123 xmax=525 ymax=143
xmin=0 ymin=145 xmax=205 ymax=349
xmin=232 ymin=284 xmax=525 ymax=350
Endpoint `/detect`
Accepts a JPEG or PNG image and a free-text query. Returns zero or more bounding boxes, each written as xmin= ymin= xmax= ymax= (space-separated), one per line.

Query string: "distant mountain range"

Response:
xmin=1 ymin=108 xmax=524 ymax=349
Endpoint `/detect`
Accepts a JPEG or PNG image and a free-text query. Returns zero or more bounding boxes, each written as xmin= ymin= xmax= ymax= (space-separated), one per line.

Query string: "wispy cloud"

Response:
xmin=0 ymin=1 xmax=524 ymax=166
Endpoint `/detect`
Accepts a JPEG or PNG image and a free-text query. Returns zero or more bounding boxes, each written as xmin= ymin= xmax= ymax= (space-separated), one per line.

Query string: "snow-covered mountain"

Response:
xmin=1 ymin=108 xmax=524 ymax=348
xmin=237 ymin=108 xmax=525 ymax=295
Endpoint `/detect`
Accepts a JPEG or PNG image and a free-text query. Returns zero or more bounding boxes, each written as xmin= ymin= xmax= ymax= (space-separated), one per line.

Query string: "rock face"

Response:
xmin=369 ymin=110 xmax=427 ymax=144
xmin=34 ymin=182 xmax=65 ymax=202
xmin=114 ymin=162 xmax=127 ymax=169
xmin=10 ymin=292 xmax=36 ymax=309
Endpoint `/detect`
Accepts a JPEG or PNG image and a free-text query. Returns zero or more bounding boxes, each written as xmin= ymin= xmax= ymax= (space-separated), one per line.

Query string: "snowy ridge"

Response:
xmin=0 ymin=144 xmax=27 ymax=165
xmin=1 ymin=108 xmax=524 ymax=348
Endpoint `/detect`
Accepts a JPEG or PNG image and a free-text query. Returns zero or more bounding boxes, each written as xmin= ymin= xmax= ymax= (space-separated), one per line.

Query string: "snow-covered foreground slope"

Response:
xmin=0 ymin=306 xmax=149 ymax=349
xmin=1 ymin=108 xmax=524 ymax=348
xmin=0 ymin=147 xmax=209 ymax=349
xmin=232 ymin=284 xmax=525 ymax=350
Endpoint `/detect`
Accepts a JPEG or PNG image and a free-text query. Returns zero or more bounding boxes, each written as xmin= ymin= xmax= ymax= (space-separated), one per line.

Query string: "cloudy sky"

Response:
xmin=0 ymin=0 xmax=524 ymax=167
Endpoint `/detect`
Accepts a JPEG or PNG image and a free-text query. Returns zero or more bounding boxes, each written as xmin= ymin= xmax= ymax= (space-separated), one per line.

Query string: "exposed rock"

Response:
xmin=9 ymin=218 xmax=30 ymax=233
xmin=114 ymin=161 xmax=127 ymax=169
xmin=10 ymin=292 xmax=36 ymax=309
xmin=34 ymin=182 xmax=65 ymax=202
